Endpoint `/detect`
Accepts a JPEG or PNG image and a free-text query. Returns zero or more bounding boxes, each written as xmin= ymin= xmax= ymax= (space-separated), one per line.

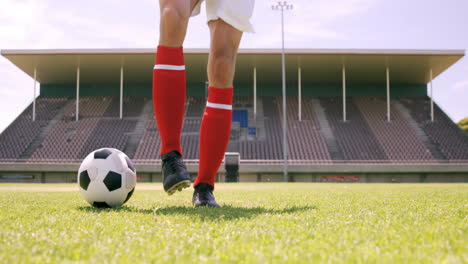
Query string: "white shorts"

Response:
xmin=191 ymin=0 xmax=255 ymax=33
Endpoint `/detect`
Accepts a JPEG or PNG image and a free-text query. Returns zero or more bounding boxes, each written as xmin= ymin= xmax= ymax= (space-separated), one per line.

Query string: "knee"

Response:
xmin=208 ymin=21 xmax=241 ymax=73
xmin=210 ymin=52 xmax=235 ymax=83
xmin=210 ymin=49 xmax=236 ymax=72
xmin=160 ymin=6 xmax=190 ymax=29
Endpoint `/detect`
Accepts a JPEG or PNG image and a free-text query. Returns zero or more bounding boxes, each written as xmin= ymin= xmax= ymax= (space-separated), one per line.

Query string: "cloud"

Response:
xmin=0 ymin=0 xmax=160 ymax=49
xmin=0 ymin=0 xmax=44 ymax=47
xmin=0 ymin=0 xmax=379 ymax=49
xmin=289 ymin=0 xmax=378 ymax=39
xmin=242 ymin=0 xmax=378 ymax=48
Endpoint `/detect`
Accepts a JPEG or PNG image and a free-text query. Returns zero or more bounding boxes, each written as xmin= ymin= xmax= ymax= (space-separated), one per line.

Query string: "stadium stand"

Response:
xmin=1 ymin=96 xmax=468 ymax=183
xmin=135 ymin=96 xmax=204 ymax=160
xmin=78 ymin=119 xmax=137 ymax=157
xmin=400 ymin=97 xmax=468 ymax=161
xmin=233 ymin=109 xmax=249 ymax=128
xmin=7 ymin=96 xmax=145 ymax=161
xmin=26 ymin=97 xmax=69 ymax=120
xmin=186 ymin=96 xmax=205 ymax=117
xmin=0 ymin=119 xmax=47 ymax=160
xmin=30 ymin=119 xmax=99 ymax=160
xmin=63 ymin=96 xmax=111 ymax=119
xmin=1 ymin=48 xmax=466 ymax=183
xmin=239 ymin=97 xmax=283 ymax=160
xmin=182 ymin=119 xmax=201 ymax=134
xmin=103 ymin=97 xmax=147 ymax=117
xmin=233 ymin=96 xmax=253 ymax=108
xmin=279 ymin=97 xmax=331 ymax=161
xmin=354 ymin=97 xmax=435 ymax=161
xmin=0 ymin=97 xmax=69 ymax=160
xmin=319 ymin=97 xmax=387 ymax=161
xmin=181 ymin=135 xmax=200 ymax=159
xmin=1 ymin=95 xmax=468 ymax=164
xmin=133 ymin=119 xmax=160 ymax=160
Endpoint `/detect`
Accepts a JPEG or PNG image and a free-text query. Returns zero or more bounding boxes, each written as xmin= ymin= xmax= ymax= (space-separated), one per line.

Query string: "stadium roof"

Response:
xmin=1 ymin=48 xmax=465 ymax=85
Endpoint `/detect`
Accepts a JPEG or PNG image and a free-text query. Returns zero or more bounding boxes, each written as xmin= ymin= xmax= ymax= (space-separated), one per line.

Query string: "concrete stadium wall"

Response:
xmin=1 ymin=170 xmax=467 ymax=183
xmin=1 ymin=163 xmax=468 ymax=183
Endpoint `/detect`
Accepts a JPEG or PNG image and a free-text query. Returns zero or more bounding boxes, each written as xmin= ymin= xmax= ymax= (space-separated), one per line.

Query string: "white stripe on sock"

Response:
xmin=206 ymin=102 xmax=232 ymax=110
xmin=153 ymin=64 xmax=185 ymax=70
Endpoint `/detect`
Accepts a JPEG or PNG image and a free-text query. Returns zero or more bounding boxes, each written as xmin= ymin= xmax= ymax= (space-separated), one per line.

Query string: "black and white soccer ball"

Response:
xmin=78 ymin=148 xmax=137 ymax=208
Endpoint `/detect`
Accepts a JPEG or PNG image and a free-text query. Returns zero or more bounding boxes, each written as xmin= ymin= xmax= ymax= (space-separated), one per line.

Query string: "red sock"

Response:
xmin=152 ymin=45 xmax=186 ymax=156
xmin=194 ymin=87 xmax=234 ymax=188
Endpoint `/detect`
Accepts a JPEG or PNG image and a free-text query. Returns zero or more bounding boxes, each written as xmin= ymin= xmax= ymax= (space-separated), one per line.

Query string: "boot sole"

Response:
xmin=166 ymin=180 xmax=191 ymax=196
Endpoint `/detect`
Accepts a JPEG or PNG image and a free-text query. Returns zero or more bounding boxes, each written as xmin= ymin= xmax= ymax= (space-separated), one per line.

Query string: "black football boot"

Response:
xmin=192 ymin=183 xmax=220 ymax=207
xmin=161 ymin=151 xmax=191 ymax=195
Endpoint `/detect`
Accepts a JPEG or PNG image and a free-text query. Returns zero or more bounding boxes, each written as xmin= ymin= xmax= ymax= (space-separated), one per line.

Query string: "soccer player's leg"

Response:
xmin=154 ymin=0 xmax=200 ymax=195
xmin=192 ymin=19 xmax=243 ymax=207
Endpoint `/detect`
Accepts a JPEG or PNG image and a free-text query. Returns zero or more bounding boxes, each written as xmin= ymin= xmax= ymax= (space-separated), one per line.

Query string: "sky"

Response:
xmin=0 ymin=0 xmax=467 ymax=133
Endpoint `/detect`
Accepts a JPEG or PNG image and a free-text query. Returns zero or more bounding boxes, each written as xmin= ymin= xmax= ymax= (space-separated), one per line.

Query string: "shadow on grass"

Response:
xmin=77 ymin=205 xmax=317 ymax=221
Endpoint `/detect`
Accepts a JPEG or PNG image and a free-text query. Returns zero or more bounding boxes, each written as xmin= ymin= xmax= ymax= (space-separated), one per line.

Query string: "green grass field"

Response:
xmin=0 ymin=183 xmax=467 ymax=263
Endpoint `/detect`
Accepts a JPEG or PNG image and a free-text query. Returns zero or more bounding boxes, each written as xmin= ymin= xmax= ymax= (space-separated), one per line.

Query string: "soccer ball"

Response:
xmin=78 ymin=148 xmax=137 ymax=208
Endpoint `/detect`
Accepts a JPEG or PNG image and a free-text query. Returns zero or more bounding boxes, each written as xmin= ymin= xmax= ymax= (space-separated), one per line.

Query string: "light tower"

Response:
xmin=272 ymin=1 xmax=293 ymax=182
